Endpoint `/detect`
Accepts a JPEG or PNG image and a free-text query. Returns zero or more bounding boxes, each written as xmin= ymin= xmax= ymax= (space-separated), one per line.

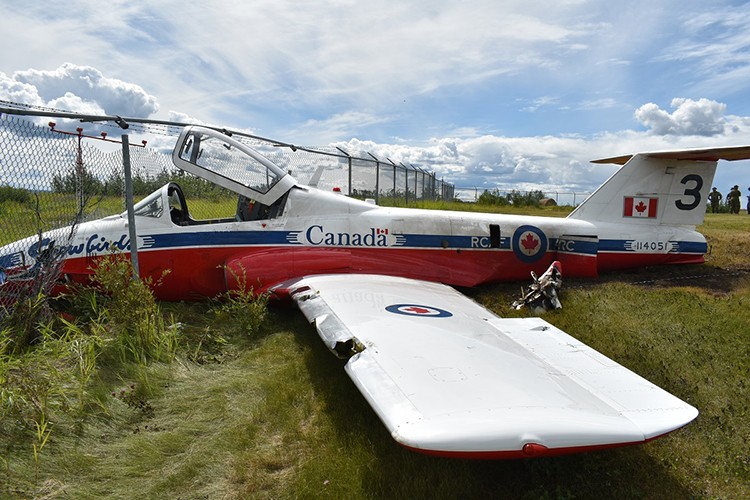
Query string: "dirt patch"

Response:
xmin=573 ymin=264 xmax=750 ymax=295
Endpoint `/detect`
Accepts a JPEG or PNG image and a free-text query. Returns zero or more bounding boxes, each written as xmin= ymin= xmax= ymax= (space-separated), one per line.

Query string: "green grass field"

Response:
xmin=2 ymin=204 xmax=749 ymax=498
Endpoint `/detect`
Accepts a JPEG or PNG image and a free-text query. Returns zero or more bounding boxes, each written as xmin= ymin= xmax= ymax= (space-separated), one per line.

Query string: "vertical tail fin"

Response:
xmin=568 ymin=146 xmax=750 ymax=227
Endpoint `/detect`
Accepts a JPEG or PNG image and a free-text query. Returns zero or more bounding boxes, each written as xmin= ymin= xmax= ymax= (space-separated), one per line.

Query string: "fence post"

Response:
xmin=348 ymin=156 xmax=352 ymax=196
xmin=401 ymin=164 xmax=409 ymax=207
xmin=75 ymin=128 xmax=85 ymax=213
xmin=367 ymin=152 xmax=381 ymax=204
xmin=393 ymin=163 xmax=397 ymax=201
xmin=375 ymin=160 xmax=380 ymax=204
xmin=122 ymin=134 xmax=139 ymax=279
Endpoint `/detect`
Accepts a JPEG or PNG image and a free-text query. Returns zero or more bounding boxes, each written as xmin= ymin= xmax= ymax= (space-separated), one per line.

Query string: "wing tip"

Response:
xmin=399 ymin=440 xmax=649 ymax=460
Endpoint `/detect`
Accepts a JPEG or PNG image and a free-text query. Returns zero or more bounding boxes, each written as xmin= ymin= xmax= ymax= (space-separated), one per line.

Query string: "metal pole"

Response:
xmin=393 ymin=164 xmax=397 ymax=200
xmin=375 ymin=160 xmax=380 ymax=205
xmin=122 ymin=134 xmax=139 ymax=279
xmin=347 ymin=156 xmax=352 ymax=196
xmin=76 ymin=130 xmax=84 ymax=213
xmin=405 ymin=165 xmax=409 ymax=205
xmin=335 ymin=147 xmax=353 ymax=196
xmin=387 ymin=158 xmax=398 ymax=203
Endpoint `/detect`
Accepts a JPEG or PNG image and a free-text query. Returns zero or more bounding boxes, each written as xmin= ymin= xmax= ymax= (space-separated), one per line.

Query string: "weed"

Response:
xmin=212 ymin=264 xmax=269 ymax=338
xmin=32 ymin=413 xmax=51 ymax=478
xmin=92 ymin=254 xmax=177 ymax=364
xmin=187 ymin=326 xmax=229 ymax=364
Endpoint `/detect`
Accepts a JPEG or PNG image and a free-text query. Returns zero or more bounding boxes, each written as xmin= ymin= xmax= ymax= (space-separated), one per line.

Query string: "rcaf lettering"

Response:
xmin=554 ymin=239 xmax=575 ymax=252
xmin=306 ymin=225 xmax=388 ymax=247
xmin=471 ymin=236 xmax=490 ymax=248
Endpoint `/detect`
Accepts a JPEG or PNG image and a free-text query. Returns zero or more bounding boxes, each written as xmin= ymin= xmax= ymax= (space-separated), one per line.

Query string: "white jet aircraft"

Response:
xmin=3 ymin=126 xmax=749 ymax=458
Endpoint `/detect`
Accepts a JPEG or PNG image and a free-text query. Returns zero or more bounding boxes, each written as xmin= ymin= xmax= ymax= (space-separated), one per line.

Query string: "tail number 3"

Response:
xmin=675 ymin=174 xmax=703 ymax=210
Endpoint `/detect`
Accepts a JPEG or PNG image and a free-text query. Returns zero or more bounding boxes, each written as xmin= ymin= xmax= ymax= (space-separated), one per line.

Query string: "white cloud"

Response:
xmin=578 ymin=98 xmax=619 ymax=110
xmin=655 ymin=5 xmax=750 ymax=95
xmin=0 ymin=73 xmax=43 ymax=106
xmin=292 ymin=112 xmax=392 ymax=145
xmin=635 ymin=98 xmax=727 ymax=136
xmin=333 ymin=106 xmax=750 ymax=196
xmin=11 ymin=63 xmax=158 ymax=117
xmin=522 ymin=96 xmax=560 ymax=113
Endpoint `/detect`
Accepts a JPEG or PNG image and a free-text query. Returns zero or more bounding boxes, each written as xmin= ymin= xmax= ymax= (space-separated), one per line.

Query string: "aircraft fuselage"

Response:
xmin=0 ymin=182 xmax=707 ymax=301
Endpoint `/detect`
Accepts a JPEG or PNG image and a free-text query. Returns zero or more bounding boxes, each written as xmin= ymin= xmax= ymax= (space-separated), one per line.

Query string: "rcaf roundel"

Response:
xmin=385 ymin=304 xmax=453 ymax=318
xmin=512 ymin=225 xmax=548 ymax=263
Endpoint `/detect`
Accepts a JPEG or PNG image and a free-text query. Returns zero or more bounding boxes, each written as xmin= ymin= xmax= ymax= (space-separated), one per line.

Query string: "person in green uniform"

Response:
xmin=708 ymin=187 xmax=723 ymax=213
xmin=727 ymin=185 xmax=741 ymax=214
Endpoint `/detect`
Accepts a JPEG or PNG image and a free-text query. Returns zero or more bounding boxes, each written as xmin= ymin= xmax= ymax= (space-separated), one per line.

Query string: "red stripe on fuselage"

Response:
xmin=59 ymin=245 xmax=599 ymax=300
xmin=58 ymin=245 xmax=699 ymax=301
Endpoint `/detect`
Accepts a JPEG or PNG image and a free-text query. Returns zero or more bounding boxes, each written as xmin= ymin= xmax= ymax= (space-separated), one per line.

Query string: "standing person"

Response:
xmin=727 ymin=185 xmax=741 ymax=214
xmin=708 ymin=187 xmax=723 ymax=213
xmin=746 ymin=187 xmax=750 ymax=214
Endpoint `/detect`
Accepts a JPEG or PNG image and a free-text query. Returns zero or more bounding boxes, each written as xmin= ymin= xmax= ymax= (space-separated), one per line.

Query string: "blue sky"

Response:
xmin=2 ymin=0 xmax=750 ymax=197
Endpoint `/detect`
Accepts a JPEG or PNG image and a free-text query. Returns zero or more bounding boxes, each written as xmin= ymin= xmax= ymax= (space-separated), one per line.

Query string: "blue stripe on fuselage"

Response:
xmin=141 ymin=231 xmax=602 ymax=255
xmin=142 ymin=231 xmax=298 ymax=249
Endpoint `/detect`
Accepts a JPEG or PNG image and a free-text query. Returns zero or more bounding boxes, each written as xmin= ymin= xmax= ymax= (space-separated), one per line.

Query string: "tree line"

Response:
xmin=49 ymin=168 xmax=231 ymax=200
xmin=477 ymin=188 xmax=546 ymax=206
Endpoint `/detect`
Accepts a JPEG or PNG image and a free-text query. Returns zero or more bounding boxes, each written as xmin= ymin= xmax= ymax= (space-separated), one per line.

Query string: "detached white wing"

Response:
xmin=281 ymin=274 xmax=697 ymax=458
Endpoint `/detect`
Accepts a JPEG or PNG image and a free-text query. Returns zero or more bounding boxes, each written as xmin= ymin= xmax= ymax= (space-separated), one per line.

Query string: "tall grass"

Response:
xmin=0 ymin=256 xmax=197 ymax=497
xmin=700 ymin=212 xmax=750 ymax=269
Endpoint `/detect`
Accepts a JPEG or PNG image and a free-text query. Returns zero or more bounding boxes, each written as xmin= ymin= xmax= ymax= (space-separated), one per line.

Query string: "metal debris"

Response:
xmin=512 ymin=261 xmax=563 ymax=314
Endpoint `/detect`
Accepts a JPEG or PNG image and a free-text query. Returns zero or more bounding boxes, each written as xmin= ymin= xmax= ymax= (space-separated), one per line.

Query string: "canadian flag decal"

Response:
xmin=623 ymin=197 xmax=658 ymax=218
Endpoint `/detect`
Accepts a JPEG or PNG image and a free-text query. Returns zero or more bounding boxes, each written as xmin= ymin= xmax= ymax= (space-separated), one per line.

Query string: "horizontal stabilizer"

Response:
xmin=592 ymin=145 xmax=750 ymax=165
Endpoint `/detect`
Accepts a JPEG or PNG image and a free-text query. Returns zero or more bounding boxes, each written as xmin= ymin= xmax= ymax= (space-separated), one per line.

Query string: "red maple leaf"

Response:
xmin=521 ymin=233 xmax=539 ymax=251
xmin=635 ymin=201 xmax=647 ymax=213
xmin=405 ymin=306 xmax=430 ymax=314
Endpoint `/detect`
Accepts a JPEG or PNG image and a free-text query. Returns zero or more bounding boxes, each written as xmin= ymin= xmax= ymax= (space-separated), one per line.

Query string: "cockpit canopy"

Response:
xmin=172 ymin=126 xmax=298 ymax=207
xmin=131 ymin=183 xmax=191 ymax=225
